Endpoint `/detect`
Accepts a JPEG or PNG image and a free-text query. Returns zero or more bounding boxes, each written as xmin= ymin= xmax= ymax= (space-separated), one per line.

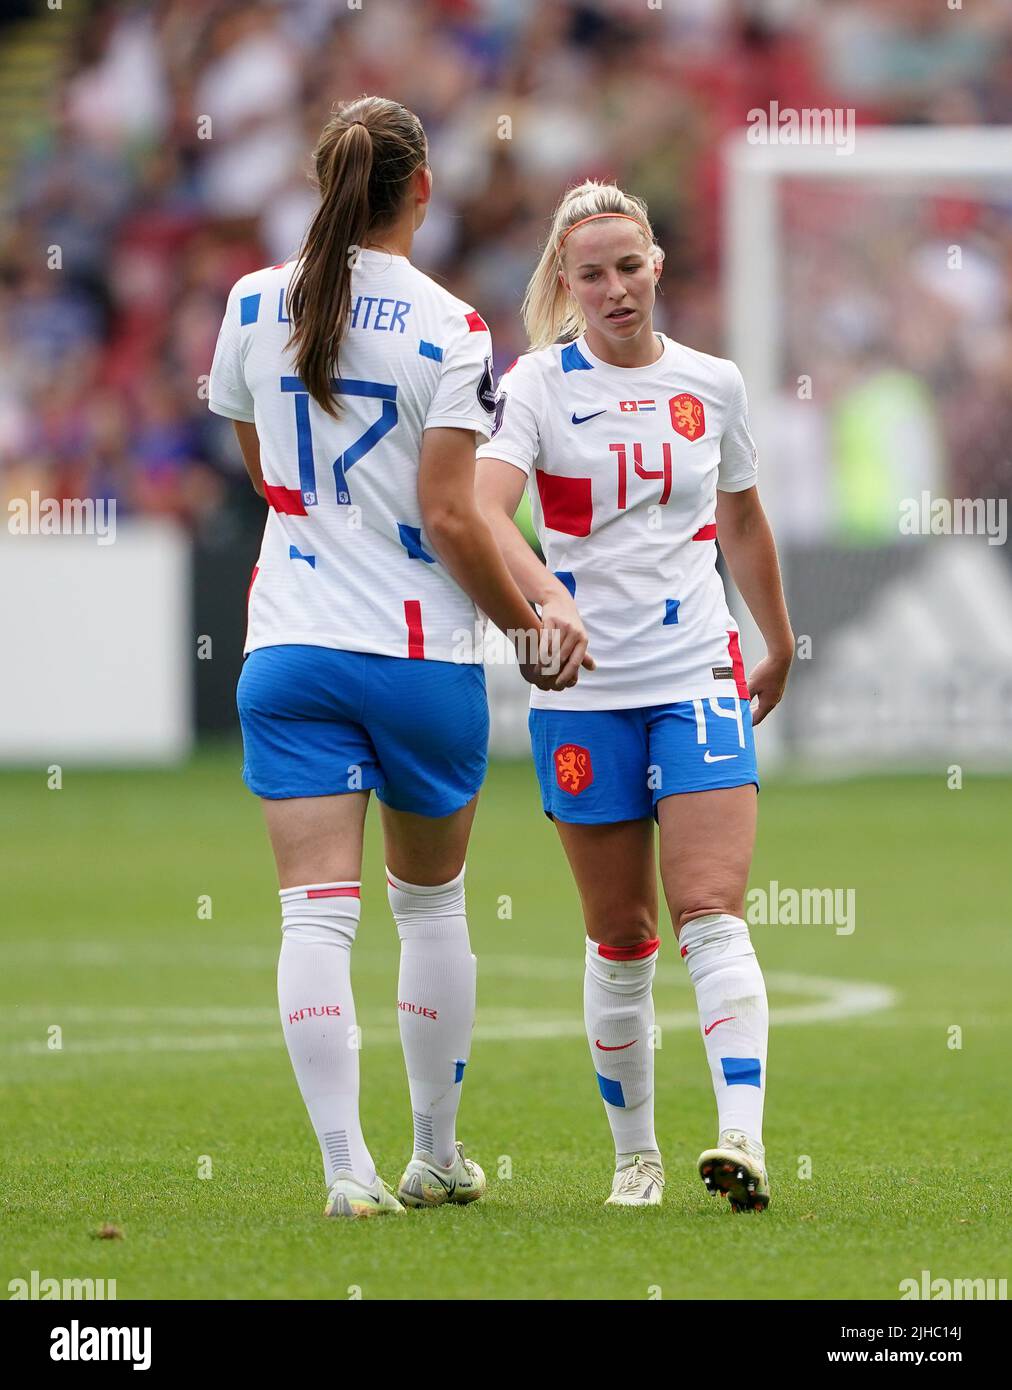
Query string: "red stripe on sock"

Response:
xmin=306 ymin=886 xmax=360 ymax=899
xmin=404 ymin=600 xmax=425 ymax=659
xmin=597 ymin=938 xmax=660 ymax=961
xmin=680 ymin=943 xmax=688 ymax=957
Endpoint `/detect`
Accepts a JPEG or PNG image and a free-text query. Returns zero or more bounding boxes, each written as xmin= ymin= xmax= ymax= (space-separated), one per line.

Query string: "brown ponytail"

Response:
xmin=286 ymin=96 xmax=427 ymax=417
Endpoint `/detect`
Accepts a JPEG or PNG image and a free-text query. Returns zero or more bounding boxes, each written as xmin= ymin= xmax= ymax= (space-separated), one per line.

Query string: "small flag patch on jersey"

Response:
xmin=619 ymin=399 xmax=655 ymax=412
xmin=240 ymin=293 xmax=261 ymax=325
xmin=465 ymin=310 xmax=488 ymax=333
xmin=596 ymin=1073 xmax=626 ymax=1107
xmin=289 ymin=545 xmax=316 ymax=568
xmin=721 ymin=1057 xmax=762 ymax=1088
xmin=418 ymin=340 xmax=443 ymax=362
xmin=397 ymin=524 xmax=435 ymax=563
xmin=663 ymin=598 xmax=680 ymax=625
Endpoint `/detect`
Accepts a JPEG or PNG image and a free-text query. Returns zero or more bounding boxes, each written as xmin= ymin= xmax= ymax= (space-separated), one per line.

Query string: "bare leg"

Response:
xmin=262 ymin=791 xmax=369 ymax=889
xmin=656 ymin=785 xmax=756 ymax=936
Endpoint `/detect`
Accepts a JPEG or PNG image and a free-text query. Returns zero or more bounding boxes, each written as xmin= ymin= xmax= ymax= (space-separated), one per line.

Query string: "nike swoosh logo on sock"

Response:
xmin=595 ymin=1038 xmax=637 ymax=1051
xmin=704 ymin=1016 xmax=736 ymax=1036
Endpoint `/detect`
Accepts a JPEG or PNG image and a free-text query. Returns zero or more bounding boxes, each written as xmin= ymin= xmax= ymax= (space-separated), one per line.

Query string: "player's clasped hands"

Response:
xmin=517 ymin=591 xmax=596 ymax=692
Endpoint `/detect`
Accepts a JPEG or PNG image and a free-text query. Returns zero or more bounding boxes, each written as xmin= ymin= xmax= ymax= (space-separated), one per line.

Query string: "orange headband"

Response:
xmin=557 ymin=212 xmax=649 ymax=252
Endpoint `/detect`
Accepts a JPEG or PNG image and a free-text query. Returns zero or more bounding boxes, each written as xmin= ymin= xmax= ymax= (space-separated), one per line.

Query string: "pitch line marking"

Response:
xmin=2 ymin=962 xmax=897 ymax=1057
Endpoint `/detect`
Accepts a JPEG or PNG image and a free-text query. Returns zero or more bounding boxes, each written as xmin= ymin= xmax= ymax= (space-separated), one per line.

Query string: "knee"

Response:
xmin=589 ymin=909 xmax=657 ymax=951
xmin=675 ymin=901 xmax=740 ymax=933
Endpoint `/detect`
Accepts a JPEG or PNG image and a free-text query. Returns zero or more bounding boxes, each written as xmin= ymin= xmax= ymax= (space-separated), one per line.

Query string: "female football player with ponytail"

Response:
xmin=476 ymin=181 xmax=794 ymax=1211
xmin=208 ymin=97 xmax=575 ymax=1219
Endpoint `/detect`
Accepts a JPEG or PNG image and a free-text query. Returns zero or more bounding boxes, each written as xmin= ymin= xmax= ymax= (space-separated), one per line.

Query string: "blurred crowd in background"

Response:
xmin=1 ymin=0 xmax=1010 ymax=541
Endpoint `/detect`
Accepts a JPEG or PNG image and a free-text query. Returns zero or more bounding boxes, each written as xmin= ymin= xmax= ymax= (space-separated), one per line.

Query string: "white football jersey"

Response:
xmin=208 ymin=250 xmax=495 ymax=662
xmin=475 ymin=333 xmax=759 ymax=710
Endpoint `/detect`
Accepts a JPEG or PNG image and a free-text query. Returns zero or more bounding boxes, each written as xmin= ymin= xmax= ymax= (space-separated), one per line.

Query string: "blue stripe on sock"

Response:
xmin=721 ymin=1056 xmax=762 ymax=1087
xmin=596 ymin=1073 xmax=625 ymax=1107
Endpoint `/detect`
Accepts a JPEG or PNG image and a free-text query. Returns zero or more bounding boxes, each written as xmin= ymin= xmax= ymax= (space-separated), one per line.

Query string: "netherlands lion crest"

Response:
xmin=669 ymin=392 xmax=705 ymax=441
xmin=554 ymin=743 xmax=593 ymax=795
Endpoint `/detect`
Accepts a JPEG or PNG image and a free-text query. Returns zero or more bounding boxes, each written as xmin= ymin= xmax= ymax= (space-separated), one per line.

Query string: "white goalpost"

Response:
xmin=722 ymin=126 xmax=1012 ymax=772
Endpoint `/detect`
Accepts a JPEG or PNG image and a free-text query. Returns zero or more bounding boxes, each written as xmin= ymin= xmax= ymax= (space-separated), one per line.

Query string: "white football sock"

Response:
xmin=388 ymin=866 xmax=476 ymax=1168
xmin=277 ymin=882 xmax=375 ymax=1187
xmin=679 ymin=913 xmax=768 ymax=1145
xmin=585 ymin=937 xmax=659 ymax=1160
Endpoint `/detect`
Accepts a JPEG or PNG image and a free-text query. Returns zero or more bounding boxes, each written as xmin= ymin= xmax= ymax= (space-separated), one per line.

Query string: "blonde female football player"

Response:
xmin=476 ymin=181 xmax=794 ymax=1211
xmin=208 ymin=97 xmax=580 ymax=1219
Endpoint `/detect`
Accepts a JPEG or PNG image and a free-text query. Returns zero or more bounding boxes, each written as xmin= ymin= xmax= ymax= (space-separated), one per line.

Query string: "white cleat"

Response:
xmin=397 ymin=1142 xmax=486 ymax=1208
xmin=698 ymin=1130 xmax=770 ymax=1212
xmin=324 ymin=1171 xmax=406 ymax=1219
xmin=604 ymin=1154 xmax=665 ymax=1207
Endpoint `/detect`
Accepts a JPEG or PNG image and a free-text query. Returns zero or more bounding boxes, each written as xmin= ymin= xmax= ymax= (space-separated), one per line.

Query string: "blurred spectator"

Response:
xmin=0 ymin=0 xmax=1009 ymax=537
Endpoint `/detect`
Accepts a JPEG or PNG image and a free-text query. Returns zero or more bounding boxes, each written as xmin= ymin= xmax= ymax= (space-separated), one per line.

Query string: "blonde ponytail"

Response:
xmin=521 ymin=181 xmax=660 ymax=350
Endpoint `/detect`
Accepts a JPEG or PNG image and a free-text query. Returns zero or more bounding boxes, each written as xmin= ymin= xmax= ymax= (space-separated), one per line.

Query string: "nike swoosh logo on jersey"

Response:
xmin=704 ymin=1016 xmax=736 ymax=1035
xmin=571 ymin=410 xmax=606 ymax=424
xmin=595 ymin=1038 xmax=637 ymax=1051
xmin=703 ymin=751 xmax=738 ymax=763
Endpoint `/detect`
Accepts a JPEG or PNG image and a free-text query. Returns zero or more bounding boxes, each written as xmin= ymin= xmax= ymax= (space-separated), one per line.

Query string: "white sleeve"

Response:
xmin=424 ymin=312 xmax=496 ymax=439
xmin=474 ymin=354 xmax=544 ymax=476
xmin=208 ymin=283 xmax=256 ymax=423
xmin=717 ymin=362 xmax=759 ymax=493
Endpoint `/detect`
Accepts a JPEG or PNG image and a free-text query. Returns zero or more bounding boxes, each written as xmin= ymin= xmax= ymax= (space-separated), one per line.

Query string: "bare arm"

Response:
xmin=475 ymin=456 xmax=594 ymax=688
xmin=232 ymin=420 xmax=264 ymax=497
xmin=715 ymin=485 xmax=794 ymax=724
xmin=419 ymin=428 xmax=548 ymax=671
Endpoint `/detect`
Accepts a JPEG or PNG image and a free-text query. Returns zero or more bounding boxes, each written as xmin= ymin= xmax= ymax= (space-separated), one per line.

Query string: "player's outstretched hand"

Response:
xmin=747 ymin=649 xmax=792 ymax=726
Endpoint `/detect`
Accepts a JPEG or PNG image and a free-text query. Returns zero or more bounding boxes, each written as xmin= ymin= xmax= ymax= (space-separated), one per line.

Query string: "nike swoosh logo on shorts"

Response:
xmin=703 ymin=751 xmax=737 ymax=763
xmin=571 ymin=410 xmax=606 ymax=424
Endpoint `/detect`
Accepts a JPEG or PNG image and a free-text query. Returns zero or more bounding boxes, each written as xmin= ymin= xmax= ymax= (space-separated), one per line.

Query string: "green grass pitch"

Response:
xmin=1 ymin=749 xmax=1009 ymax=1300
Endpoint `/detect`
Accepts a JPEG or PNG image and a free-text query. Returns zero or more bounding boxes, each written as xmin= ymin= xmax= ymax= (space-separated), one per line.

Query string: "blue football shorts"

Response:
xmin=529 ymin=696 xmax=759 ymax=824
xmin=237 ymin=644 xmax=488 ymax=816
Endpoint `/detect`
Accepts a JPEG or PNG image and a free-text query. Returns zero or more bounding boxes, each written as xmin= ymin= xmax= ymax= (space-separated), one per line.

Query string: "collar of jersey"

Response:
xmin=356 ymin=248 xmax=409 ymax=268
xmin=575 ymin=331 xmax=673 ymax=374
